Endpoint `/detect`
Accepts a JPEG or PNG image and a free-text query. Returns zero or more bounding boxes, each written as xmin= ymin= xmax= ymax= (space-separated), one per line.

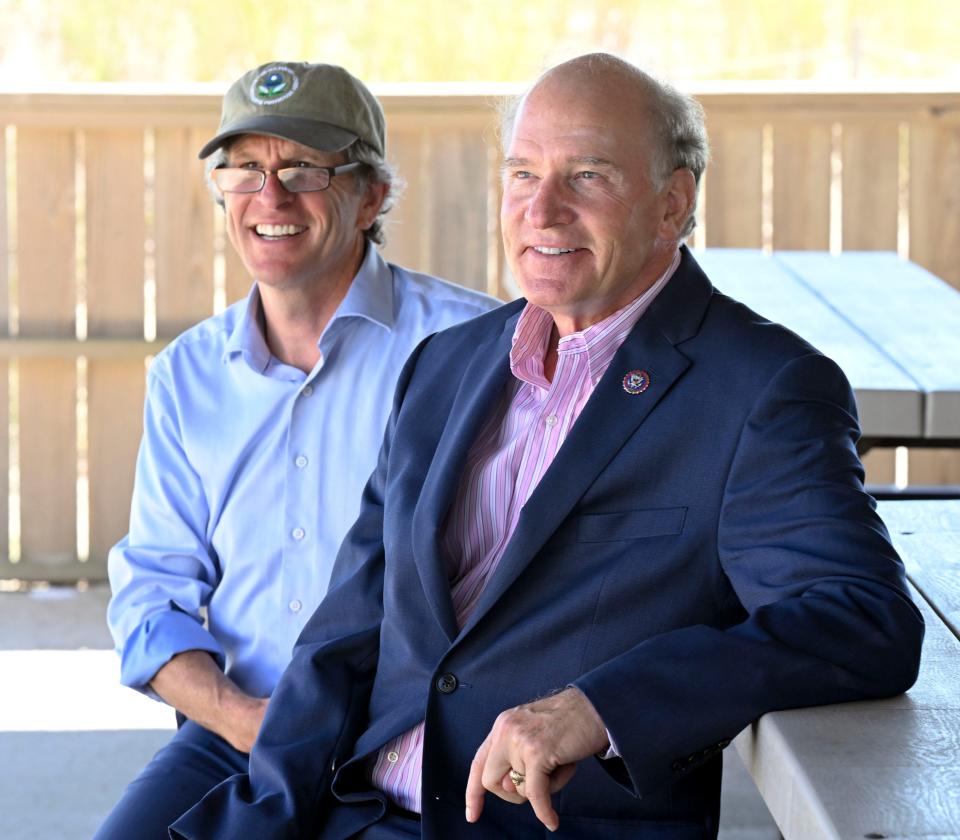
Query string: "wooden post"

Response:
xmin=908 ymin=117 xmax=960 ymax=486
xmin=841 ymin=120 xmax=901 ymax=486
xmin=154 ymin=127 xmax=216 ymax=337
xmin=772 ymin=121 xmax=832 ymax=251
xmin=0 ymin=126 xmax=9 ymax=567
xmin=703 ymin=121 xmax=764 ymax=248
xmin=84 ymin=128 xmax=147 ymax=569
xmin=16 ymin=127 xmax=78 ymax=572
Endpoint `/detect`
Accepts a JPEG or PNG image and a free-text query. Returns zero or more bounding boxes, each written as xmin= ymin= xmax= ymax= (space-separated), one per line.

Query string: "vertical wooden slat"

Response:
xmin=909 ymin=120 xmax=960 ymax=485
xmin=841 ymin=123 xmax=899 ymax=251
xmin=862 ymin=449 xmax=896 ymax=486
xmin=0 ymin=127 xmax=8 ymax=563
xmin=704 ymin=123 xmax=764 ymax=248
xmin=17 ymin=128 xmax=77 ymax=568
xmin=154 ymin=127 xmax=215 ymax=337
xmin=380 ymin=127 xmax=428 ymax=276
xmin=842 ymin=122 xmax=901 ymax=484
xmin=87 ymin=358 xmax=146 ymax=564
xmin=85 ymin=129 xmax=146 ymax=567
xmin=486 ymin=142 xmax=509 ymax=301
xmin=908 ymin=449 xmax=960 ymax=486
xmin=772 ymin=122 xmax=832 ymax=250
xmin=426 ymin=129 xmax=488 ymax=291
xmin=909 ymin=120 xmax=960 ymax=291
xmin=0 ymin=126 xmax=8 ymax=332
xmin=223 ymin=222 xmax=251 ymax=307
xmin=86 ymin=130 xmax=144 ymax=336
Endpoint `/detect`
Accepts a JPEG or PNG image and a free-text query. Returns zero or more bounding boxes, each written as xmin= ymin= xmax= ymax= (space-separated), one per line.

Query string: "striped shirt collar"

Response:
xmin=510 ymin=248 xmax=682 ymax=388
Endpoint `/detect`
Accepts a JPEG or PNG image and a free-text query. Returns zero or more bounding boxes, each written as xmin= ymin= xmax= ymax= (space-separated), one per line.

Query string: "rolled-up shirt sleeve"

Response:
xmin=107 ymin=357 xmax=223 ymax=697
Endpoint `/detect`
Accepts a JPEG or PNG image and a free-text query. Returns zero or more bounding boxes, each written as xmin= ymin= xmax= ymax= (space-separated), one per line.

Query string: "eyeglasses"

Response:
xmin=211 ymin=162 xmax=364 ymax=195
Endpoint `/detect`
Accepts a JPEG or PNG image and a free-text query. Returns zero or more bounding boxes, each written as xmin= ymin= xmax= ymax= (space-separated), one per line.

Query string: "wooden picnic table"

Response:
xmin=732 ymin=499 xmax=960 ymax=839
xmin=694 ymin=250 xmax=960 ymax=452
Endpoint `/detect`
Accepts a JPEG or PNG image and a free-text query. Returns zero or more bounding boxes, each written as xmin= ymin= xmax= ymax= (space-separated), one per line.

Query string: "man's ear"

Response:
xmin=659 ymin=168 xmax=697 ymax=239
xmin=358 ymin=180 xmax=389 ymax=232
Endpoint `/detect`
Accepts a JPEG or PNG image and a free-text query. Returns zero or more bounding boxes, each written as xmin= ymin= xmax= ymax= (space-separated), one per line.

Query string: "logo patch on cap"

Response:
xmin=249 ymin=65 xmax=300 ymax=105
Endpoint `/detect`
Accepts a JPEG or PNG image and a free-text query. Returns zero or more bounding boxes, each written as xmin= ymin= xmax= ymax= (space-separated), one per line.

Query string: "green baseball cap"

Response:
xmin=198 ymin=61 xmax=385 ymax=159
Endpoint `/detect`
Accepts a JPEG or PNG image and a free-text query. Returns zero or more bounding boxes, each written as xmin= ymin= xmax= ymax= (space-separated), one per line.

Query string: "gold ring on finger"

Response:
xmin=508 ymin=768 xmax=525 ymax=787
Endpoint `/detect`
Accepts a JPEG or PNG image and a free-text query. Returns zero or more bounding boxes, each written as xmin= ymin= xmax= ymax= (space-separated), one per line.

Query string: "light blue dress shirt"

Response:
xmin=107 ymin=245 xmax=498 ymax=700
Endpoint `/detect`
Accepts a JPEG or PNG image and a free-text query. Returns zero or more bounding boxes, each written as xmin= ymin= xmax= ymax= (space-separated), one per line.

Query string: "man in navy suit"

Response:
xmin=171 ymin=53 xmax=923 ymax=839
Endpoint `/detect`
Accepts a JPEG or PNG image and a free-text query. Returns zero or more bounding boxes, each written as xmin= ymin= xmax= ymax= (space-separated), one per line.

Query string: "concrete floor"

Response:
xmin=0 ymin=583 xmax=781 ymax=840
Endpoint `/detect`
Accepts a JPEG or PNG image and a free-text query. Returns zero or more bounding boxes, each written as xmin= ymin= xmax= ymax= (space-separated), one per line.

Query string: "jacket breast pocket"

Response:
xmin=575 ymin=506 xmax=687 ymax=543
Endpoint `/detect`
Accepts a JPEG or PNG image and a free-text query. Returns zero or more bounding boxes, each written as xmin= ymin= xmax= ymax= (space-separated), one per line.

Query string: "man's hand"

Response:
xmin=464 ymin=686 xmax=609 ymax=832
xmin=150 ymin=650 xmax=269 ymax=754
xmin=213 ymin=690 xmax=269 ymax=754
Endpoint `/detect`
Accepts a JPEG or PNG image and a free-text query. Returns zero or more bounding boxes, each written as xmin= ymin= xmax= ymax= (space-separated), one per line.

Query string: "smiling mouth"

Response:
xmin=532 ymin=246 xmax=579 ymax=255
xmin=255 ymin=224 xmax=307 ymax=239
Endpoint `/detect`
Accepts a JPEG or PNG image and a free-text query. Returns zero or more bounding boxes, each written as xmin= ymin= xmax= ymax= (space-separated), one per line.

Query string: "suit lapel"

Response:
xmin=458 ymin=248 xmax=714 ymax=637
xmin=410 ymin=309 xmax=520 ymax=641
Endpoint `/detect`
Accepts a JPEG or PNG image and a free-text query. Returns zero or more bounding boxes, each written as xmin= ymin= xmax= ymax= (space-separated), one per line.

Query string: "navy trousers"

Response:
xmin=93 ymin=720 xmax=248 ymax=840
xmin=98 ymin=718 xmax=423 ymax=839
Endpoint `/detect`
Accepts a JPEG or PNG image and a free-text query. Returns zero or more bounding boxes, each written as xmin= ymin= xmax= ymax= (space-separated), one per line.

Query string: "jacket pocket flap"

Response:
xmin=576 ymin=506 xmax=687 ymax=543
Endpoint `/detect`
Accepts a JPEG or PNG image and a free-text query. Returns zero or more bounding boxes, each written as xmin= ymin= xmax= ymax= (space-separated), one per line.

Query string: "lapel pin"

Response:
xmin=622 ymin=369 xmax=651 ymax=395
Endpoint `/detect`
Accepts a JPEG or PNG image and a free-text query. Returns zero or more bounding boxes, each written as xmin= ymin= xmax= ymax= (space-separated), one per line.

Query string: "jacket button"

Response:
xmin=436 ymin=673 xmax=458 ymax=694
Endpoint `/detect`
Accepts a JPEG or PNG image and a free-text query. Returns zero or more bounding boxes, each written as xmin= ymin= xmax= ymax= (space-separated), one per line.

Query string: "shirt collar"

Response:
xmin=222 ymin=243 xmax=395 ymax=372
xmin=329 ymin=242 xmax=395 ymax=332
xmin=223 ymin=283 xmax=272 ymax=372
xmin=510 ymin=248 xmax=682 ymax=388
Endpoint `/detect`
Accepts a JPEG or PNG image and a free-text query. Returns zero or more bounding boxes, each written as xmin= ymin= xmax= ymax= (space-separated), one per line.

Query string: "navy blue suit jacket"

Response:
xmin=172 ymin=248 xmax=923 ymax=839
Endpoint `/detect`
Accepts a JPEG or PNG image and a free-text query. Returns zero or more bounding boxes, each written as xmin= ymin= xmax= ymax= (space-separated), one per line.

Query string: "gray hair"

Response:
xmin=499 ymin=54 xmax=709 ymax=239
xmin=204 ymin=138 xmax=401 ymax=246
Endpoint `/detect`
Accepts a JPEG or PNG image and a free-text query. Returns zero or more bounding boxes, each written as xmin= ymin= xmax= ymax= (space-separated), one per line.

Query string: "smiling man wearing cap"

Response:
xmin=96 ymin=61 xmax=497 ymax=840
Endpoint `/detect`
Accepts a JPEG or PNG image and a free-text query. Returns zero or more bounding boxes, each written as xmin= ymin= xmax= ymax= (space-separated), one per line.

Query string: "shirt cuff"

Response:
xmin=119 ymin=609 xmax=225 ymax=697
xmin=598 ymin=728 xmax=621 ymax=760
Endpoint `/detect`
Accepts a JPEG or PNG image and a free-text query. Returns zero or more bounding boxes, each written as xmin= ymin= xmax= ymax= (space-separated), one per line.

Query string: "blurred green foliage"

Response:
xmin=2 ymin=0 xmax=958 ymax=83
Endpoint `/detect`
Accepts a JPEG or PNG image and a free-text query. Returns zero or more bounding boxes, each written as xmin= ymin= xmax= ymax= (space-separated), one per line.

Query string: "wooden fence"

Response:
xmin=1 ymin=83 xmax=959 ymax=581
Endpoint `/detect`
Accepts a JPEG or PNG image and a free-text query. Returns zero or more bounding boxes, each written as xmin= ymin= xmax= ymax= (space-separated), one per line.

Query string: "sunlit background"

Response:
xmin=3 ymin=0 xmax=960 ymax=84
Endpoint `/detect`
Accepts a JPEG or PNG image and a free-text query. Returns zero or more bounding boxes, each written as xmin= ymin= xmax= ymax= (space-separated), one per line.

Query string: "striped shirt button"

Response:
xmin=545 ymin=414 xmax=558 ymax=427
xmin=387 ymin=751 xmax=400 ymax=763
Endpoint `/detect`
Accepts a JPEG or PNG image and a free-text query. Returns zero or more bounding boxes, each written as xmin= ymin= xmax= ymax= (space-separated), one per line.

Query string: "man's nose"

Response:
xmin=255 ymin=171 xmax=294 ymax=206
xmin=525 ymin=176 xmax=574 ymax=228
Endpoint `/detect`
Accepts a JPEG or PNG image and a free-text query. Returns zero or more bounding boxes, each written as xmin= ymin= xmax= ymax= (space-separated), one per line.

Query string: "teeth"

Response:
xmin=255 ymin=224 xmax=306 ymax=237
xmin=533 ymin=246 xmax=577 ymax=255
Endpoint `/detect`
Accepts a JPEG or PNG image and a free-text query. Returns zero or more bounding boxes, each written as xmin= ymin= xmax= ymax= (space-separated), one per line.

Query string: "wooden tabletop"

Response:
xmin=694 ymin=249 xmax=960 ymax=448
xmin=732 ymin=500 xmax=960 ymax=839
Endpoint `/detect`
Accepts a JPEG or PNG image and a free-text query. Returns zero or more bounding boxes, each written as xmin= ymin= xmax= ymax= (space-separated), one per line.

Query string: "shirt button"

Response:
xmin=294 ymin=454 xmax=308 ymax=468
xmin=545 ymin=414 xmax=558 ymax=427
xmin=387 ymin=751 xmax=400 ymax=763
xmin=289 ymin=599 xmax=302 ymax=613
xmin=292 ymin=527 xmax=306 ymax=540
xmin=302 ymin=385 xmax=313 ymax=397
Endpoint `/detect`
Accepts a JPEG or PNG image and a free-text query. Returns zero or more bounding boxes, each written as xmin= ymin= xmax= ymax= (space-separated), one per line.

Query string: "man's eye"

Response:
xmin=290 ymin=161 xmax=316 ymax=169
xmin=512 ymin=170 xmax=533 ymax=180
xmin=576 ymin=170 xmax=600 ymax=180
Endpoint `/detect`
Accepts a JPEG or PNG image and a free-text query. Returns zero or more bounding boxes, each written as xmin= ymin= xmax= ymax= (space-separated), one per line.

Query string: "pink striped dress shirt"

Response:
xmin=369 ymin=251 xmax=680 ymax=812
